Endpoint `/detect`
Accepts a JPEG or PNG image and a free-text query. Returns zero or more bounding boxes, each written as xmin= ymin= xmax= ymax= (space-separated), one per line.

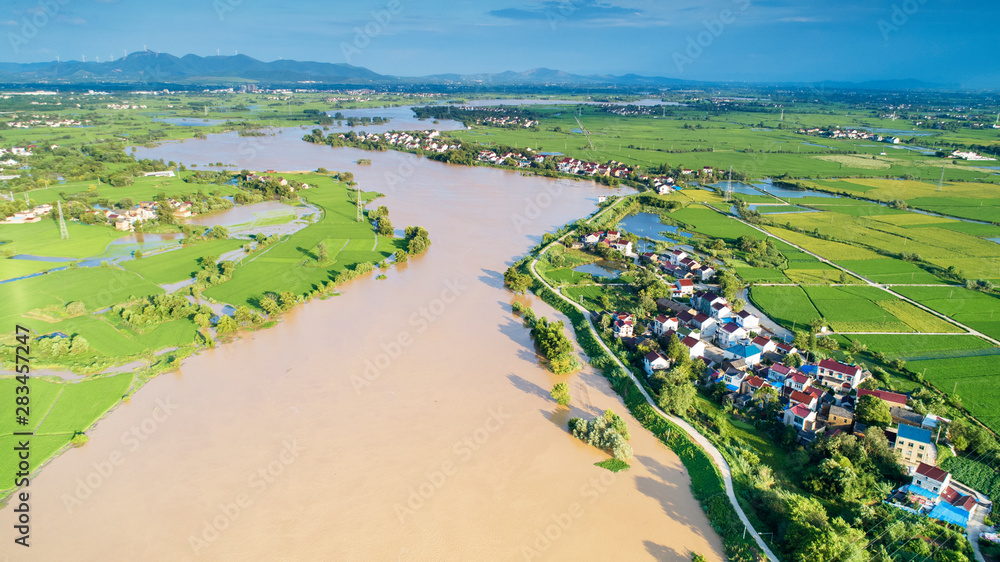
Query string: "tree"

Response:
xmin=216 ymin=315 xmax=238 ymax=334
xmin=784 ymin=352 xmax=804 ymax=368
xmin=317 ymin=242 xmax=329 ymax=263
xmin=134 ymin=249 xmax=143 ymax=259
xmin=855 ymin=395 xmax=892 ymax=428
xmin=731 ymin=298 xmax=746 ymax=313
xmin=260 ymin=296 xmax=280 ymax=316
xmin=376 ymin=216 xmax=394 ymax=236
xmin=504 ymin=266 xmax=532 ymax=294
xmin=656 ymin=369 xmax=696 ymax=416
xmin=551 ymin=383 xmax=571 ymax=406
xmin=278 ymin=291 xmax=297 ymax=311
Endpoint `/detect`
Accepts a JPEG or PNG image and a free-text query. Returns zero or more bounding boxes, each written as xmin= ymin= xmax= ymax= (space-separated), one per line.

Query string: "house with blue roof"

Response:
xmin=723 ymin=343 xmax=762 ymax=367
xmin=893 ymin=424 xmax=937 ymax=468
xmin=905 ymin=463 xmax=978 ymax=528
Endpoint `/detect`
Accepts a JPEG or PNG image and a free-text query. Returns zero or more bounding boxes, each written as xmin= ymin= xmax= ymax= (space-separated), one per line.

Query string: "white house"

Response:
xmin=674 ymin=278 xmax=695 ymax=297
xmin=783 ymin=404 xmax=818 ymax=431
xmin=643 ymin=352 xmax=671 ymax=376
xmin=817 ymin=359 xmax=866 ymax=389
xmin=735 ymin=310 xmax=760 ymax=332
xmin=716 ymin=322 xmax=746 ymax=348
xmin=681 ymin=336 xmax=706 ymax=359
xmin=652 ymin=315 xmax=679 ymax=336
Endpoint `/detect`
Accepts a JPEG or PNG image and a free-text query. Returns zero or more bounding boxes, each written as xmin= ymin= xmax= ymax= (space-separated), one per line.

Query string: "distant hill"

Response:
xmin=0 ymin=52 xmax=952 ymax=91
xmin=0 ymin=52 xmax=389 ymax=86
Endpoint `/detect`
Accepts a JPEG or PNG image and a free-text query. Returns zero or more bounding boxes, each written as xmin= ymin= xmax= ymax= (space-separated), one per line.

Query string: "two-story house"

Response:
xmin=893 ymin=424 xmax=938 ymax=467
xmin=643 ymin=351 xmax=671 ymax=376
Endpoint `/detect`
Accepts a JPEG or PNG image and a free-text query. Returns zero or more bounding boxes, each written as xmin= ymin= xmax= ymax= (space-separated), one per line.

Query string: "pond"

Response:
xmin=573 ymin=260 xmax=624 ymax=279
xmin=153 ymin=118 xmax=228 ymax=127
xmin=710 ymin=179 xmax=841 ymax=200
xmin=617 ymin=212 xmax=692 ymax=242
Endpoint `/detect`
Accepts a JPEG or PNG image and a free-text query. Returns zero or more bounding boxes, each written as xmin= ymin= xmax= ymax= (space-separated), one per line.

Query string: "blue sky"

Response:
xmin=2 ymin=0 xmax=998 ymax=88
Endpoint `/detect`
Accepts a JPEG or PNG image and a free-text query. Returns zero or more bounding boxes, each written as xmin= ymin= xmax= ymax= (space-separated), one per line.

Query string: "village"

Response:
xmin=572 ymin=225 xmax=990 ymax=533
xmin=343 ymin=129 xmax=460 ymax=153
xmin=4 ymin=115 xmax=88 ymax=128
xmin=798 ymin=126 xmax=902 ymax=144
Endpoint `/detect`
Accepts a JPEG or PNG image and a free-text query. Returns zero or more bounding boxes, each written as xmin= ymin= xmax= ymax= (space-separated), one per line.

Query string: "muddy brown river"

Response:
xmin=15 ymin=131 xmax=724 ymax=561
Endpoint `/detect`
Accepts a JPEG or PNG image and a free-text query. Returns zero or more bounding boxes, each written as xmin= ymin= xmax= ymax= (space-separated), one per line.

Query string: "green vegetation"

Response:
xmin=594 ymin=458 xmax=630 ymax=472
xmin=568 ymin=410 xmax=633 ymax=461
xmin=550 ymin=382 xmax=571 ymax=406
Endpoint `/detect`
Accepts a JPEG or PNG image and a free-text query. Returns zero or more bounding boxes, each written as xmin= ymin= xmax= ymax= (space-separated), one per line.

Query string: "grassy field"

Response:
xmin=123 ymin=239 xmax=245 ymax=284
xmin=842 ymin=334 xmax=996 ymax=360
xmin=893 ymin=286 xmax=1000 ymax=341
xmin=910 ymin=355 xmax=1000 ymax=432
xmin=0 ymin=373 xmax=134 ymax=495
xmin=748 ymin=286 xmax=820 ymax=330
xmin=0 ymin=258 xmax=63 ymax=281
xmin=0 ymin=267 xmax=162 ymax=326
xmin=202 ymin=173 xmax=400 ymax=307
xmin=21 ymin=172 xmax=244 ymax=207
xmin=0 ymin=220 xmax=129 ymax=258
xmin=835 ymin=259 xmax=944 ymax=284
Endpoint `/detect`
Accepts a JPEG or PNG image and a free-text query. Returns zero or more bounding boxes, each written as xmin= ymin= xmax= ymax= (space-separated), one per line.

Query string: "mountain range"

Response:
xmin=0 ymin=52 xmax=946 ymax=91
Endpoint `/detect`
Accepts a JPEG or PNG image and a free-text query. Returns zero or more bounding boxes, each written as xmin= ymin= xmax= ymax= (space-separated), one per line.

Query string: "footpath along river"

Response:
xmin=20 ymin=131 xmax=725 ymax=561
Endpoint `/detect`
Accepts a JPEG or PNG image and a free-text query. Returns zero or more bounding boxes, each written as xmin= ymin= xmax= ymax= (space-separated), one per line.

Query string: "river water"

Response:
xmin=20 ymin=136 xmax=724 ymax=560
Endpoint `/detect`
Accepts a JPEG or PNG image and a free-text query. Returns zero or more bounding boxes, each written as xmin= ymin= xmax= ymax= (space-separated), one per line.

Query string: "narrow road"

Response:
xmin=702 ymin=203 xmax=1000 ymax=348
xmin=528 ymin=208 xmax=779 ymax=562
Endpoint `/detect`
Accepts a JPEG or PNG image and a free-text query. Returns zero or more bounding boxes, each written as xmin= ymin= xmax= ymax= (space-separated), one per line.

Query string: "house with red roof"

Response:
xmin=752 ymin=335 xmax=777 ymax=354
xmin=789 ymin=390 xmax=818 ymax=411
xmin=817 ymin=358 xmax=866 ymax=389
xmin=767 ymin=363 xmax=795 ymax=384
xmin=858 ymin=388 xmax=907 ymax=407
xmin=689 ymin=312 xmax=717 ymax=336
xmin=674 ymin=278 xmax=695 ymax=297
xmin=716 ymin=322 xmax=746 ymax=348
xmin=783 ymin=404 xmax=817 ymax=431
xmin=784 ymin=373 xmax=812 ymax=394
xmin=681 ymin=336 xmax=706 ymax=359
xmin=652 ymin=315 xmax=679 ymax=336
xmin=643 ymin=351 xmax=671 ymax=376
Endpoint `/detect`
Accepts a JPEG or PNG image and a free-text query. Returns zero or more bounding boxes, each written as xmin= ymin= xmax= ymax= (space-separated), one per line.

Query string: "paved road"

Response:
xmin=528 ymin=206 xmax=779 ymax=562
xmin=702 ymin=203 xmax=1000 ymax=348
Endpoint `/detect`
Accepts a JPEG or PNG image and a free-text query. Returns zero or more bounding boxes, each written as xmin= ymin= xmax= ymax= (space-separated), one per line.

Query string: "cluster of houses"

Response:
xmin=5 ymin=116 xmax=86 ymax=128
xmin=345 ymin=130 xmax=459 ymax=154
xmin=105 ymin=103 xmax=148 ymax=110
xmin=636 ymin=174 xmax=676 ymax=194
xmin=476 ymin=149 xmax=545 ymax=168
xmin=98 ymin=199 xmax=193 ymax=231
xmin=579 ymin=229 xmax=634 ymax=257
xmin=599 ymin=104 xmax=662 ymax=117
xmin=243 ymin=172 xmax=310 ymax=192
xmin=642 ymin=248 xmax=717 ymax=284
xmin=949 ymin=150 xmax=996 ymax=161
xmin=2 ymin=203 xmax=52 ymax=224
xmin=798 ymin=127 xmax=901 ymax=144
xmin=0 ymin=146 xmax=34 ymax=158
xmin=556 ymin=157 xmax=634 ymax=178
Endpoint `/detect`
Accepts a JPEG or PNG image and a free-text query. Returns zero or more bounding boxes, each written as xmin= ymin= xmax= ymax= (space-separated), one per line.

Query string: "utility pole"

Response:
xmin=57 ymin=201 xmax=69 ymax=240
